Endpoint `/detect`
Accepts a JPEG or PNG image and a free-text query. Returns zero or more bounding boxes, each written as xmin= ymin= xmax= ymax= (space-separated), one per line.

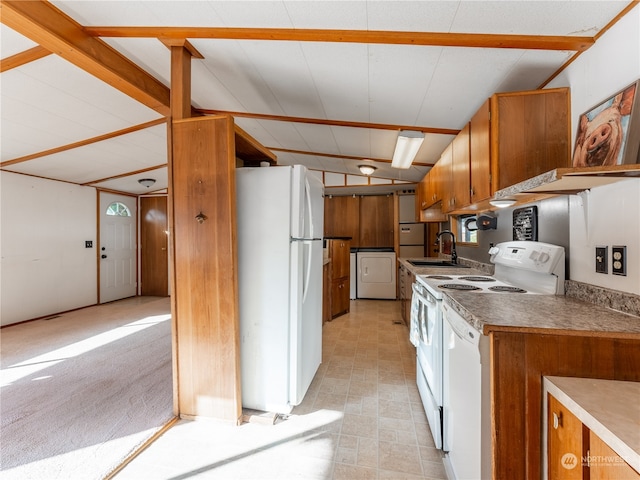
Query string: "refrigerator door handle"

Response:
xmin=305 ymin=177 xmax=314 ymax=238
xmin=302 ymin=240 xmax=313 ymax=304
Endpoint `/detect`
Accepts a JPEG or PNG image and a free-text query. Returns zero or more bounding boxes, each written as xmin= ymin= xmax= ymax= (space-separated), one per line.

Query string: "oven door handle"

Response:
xmin=411 ymin=284 xmax=431 ymax=305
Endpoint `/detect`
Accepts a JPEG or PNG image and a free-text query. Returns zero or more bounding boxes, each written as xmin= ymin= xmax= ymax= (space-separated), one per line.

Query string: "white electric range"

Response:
xmin=417 ymin=240 xmax=565 ymax=297
xmin=410 ymin=241 xmax=565 ymax=478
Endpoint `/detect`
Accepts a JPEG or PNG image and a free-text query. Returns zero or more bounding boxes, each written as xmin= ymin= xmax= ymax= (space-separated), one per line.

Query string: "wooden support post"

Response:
xmin=168 ymin=44 xmax=242 ymax=422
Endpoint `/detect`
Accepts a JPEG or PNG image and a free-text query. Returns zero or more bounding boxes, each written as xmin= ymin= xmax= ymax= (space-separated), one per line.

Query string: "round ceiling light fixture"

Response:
xmin=138 ymin=178 xmax=156 ymax=188
xmin=358 ymin=165 xmax=377 ymax=175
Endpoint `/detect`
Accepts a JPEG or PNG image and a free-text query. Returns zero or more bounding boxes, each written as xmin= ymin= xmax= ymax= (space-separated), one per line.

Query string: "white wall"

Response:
xmin=547 ymin=5 xmax=640 ymax=295
xmin=0 ymin=172 xmax=98 ymax=325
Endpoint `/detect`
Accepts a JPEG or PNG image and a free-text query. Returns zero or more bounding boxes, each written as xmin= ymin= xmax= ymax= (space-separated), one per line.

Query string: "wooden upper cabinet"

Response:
xmin=446 ymin=123 xmax=471 ymax=212
xmin=418 ymin=87 xmax=570 ymax=212
xmin=470 ymin=99 xmax=491 ymax=203
xmin=324 ymin=195 xmax=360 ymax=246
xmin=359 ymin=195 xmax=393 ymax=247
xmin=491 ymin=87 xmax=571 ymax=192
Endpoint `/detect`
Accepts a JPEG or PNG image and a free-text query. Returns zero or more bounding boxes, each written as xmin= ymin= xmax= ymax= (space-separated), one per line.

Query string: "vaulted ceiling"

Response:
xmin=1 ymin=1 xmax=635 ymax=195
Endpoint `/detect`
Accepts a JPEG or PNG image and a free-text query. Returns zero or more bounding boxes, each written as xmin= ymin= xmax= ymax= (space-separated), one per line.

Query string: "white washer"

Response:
xmin=356 ymin=250 xmax=397 ymax=299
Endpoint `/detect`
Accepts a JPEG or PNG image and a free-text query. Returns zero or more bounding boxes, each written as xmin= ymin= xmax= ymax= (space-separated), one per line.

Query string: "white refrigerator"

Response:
xmin=236 ymin=165 xmax=324 ymax=414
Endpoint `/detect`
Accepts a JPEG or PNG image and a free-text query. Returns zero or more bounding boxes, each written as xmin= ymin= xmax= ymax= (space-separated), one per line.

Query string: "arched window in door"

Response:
xmin=106 ymin=201 xmax=132 ymax=217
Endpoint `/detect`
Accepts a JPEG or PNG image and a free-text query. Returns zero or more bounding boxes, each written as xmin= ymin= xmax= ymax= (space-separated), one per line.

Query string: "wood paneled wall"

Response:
xmin=170 ymin=115 xmax=241 ymax=422
xmin=490 ymin=331 xmax=640 ymax=480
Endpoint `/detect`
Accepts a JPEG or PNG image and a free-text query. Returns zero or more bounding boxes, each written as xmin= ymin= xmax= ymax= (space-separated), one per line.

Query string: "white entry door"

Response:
xmin=99 ymin=192 xmax=137 ymax=303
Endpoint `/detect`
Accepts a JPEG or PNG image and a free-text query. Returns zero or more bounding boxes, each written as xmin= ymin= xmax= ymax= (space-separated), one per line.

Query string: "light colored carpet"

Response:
xmin=0 ymin=296 xmax=174 ymax=480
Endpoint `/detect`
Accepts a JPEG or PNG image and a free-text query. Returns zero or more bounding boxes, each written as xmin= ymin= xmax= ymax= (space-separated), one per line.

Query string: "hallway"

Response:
xmin=116 ymin=300 xmax=446 ymax=479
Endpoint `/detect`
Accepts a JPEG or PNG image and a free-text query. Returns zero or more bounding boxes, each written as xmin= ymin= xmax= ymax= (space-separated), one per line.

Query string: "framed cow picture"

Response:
xmin=572 ymin=80 xmax=640 ymax=167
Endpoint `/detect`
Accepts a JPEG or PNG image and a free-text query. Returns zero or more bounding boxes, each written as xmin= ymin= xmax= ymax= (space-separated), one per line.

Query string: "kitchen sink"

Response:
xmin=407 ymin=260 xmax=469 ymax=268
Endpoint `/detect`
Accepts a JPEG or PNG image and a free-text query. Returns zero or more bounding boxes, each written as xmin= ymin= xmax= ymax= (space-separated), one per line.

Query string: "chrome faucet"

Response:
xmin=436 ymin=230 xmax=457 ymax=264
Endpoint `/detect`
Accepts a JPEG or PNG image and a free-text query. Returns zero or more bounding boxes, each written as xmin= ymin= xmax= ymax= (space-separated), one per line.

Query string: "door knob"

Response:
xmin=101 ymin=254 xmax=107 ymax=259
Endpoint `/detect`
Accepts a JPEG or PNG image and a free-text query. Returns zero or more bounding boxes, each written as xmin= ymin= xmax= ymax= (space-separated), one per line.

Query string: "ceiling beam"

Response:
xmin=85 ymin=26 xmax=594 ymax=52
xmin=268 ymin=146 xmax=434 ymax=168
xmin=0 ymin=45 xmax=51 ymax=72
xmin=199 ymin=109 xmax=460 ymax=136
xmin=0 ymin=0 xmax=171 ymax=116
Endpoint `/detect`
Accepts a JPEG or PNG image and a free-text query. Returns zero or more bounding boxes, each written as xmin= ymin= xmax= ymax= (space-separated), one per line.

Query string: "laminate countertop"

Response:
xmin=399 ymin=257 xmax=640 ymax=338
xmin=443 ymin=291 xmax=640 ymax=338
xmin=543 ymin=376 xmax=640 ymax=473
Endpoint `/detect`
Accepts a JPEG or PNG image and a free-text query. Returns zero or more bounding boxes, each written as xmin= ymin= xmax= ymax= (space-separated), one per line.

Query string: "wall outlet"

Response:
xmin=612 ymin=245 xmax=627 ymax=276
xmin=595 ymin=246 xmax=608 ymax=274
xmin=85 ymin=240 xmax=93 ymax=248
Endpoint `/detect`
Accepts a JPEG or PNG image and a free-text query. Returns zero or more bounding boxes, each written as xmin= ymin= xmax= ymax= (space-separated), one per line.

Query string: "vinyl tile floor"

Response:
xmin=115 ymin=300 xmax=447 ymax=480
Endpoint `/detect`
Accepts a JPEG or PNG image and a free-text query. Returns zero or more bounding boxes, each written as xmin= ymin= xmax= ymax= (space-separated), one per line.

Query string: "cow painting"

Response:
xmin=573 ymin=83 xmax=637 ymax=167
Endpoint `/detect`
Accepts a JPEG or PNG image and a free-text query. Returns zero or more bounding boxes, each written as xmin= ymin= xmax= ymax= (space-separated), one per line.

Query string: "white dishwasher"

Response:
xmin=356 ymin=249 xmax=396 ymax=299
xmin=442 ymin=301 xmax=491 ymax=480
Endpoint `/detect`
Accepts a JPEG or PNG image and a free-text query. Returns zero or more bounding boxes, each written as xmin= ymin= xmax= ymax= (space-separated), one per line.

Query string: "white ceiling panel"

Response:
xmin=367 ymin=1 xmax=460 ymax=31
xmin=1 ymin=55 xmax=161 ymax=160
xmin=416 ymin=47 xmax=527 ymax=128
xmin=236 ymin=41 xmax=326 ymax=118
xmin=0 ymin=25 xmax=38 ymax=58
xmin=450 ymin=1 xmax=629 ymax=35
xmin=2 ymin=1 xmax=632 ymax=194
xmin=101 ymin=37 xmax=172 ymax=87
xmin=95 ymin=167 xmax=169 ymax=195
xmin=285 ymin=1 xmax=368 ymax=29
xmin=368 ymin=44 xmax=442 ymax=125
xmin=300 ymin=42 xmax=370 ymax=121
xmin=7 ymin=125 xmax=167 ymax=185
xmin=192 ymin=40 xmax=287 ymax=114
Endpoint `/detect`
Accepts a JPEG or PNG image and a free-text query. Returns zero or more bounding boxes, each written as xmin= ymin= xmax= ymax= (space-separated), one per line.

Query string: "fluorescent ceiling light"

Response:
xmin=391 ymin=130 xmax=424 ymax=169
xmin=489 ymin=198 xmax=517 ymax=208
xmin=358 ymin=165 xmax=377 ymax=175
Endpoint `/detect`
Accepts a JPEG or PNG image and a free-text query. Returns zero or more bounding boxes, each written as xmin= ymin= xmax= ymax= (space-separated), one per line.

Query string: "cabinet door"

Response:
xmin=322 ymin=262 xmax=332 ymax=323
xmin=359 ymin=195 xmax=393 ymax=247
xmin=438 ymin=143 xmax=453 ymax=212
xmin=548 ymin=394 xmax=586 ymax=480
xmin=331 ymin=278 xmax=349 ymax=318
xmin=329 ymin=239 xmax=350 ymax=279
xmin=590 ymin=430 xmax=640 ymax=480
xmin=449 ymin=123 xmax=471 ymax=211
xmin=324 ymin=196 xmax=360 ymax=246
xmin=470 ymin=99 xmax=491 ymax=203
xmin=493 ymin=88 xmax=570 ymax=191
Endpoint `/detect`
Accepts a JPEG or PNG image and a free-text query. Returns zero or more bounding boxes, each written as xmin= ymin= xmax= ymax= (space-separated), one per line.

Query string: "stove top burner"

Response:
xmin=488 ymin=285 xmax=527 ymax=293
xmin=425 ymin=275 xmax=453 ymax=280
xmin=438 ymin=283 xmax=482 ymax=291
xmin=458 ymin=276 xmax=495 ymax=282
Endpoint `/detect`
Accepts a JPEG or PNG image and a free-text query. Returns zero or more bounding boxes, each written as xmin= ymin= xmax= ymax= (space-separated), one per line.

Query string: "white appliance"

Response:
xmin=399 ymin=223 xmax=425 ymax=258
xmin=236 ymin=165 xmax=324 ymax=414
xmin=356 ymin=249 xmax=397 ymax=299
xmin=411 ymin=241 xmax=565 ymax=479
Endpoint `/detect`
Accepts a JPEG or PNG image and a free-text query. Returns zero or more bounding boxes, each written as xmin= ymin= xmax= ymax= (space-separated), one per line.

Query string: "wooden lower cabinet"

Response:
xmin=398 ymin=263 xmax=414 ymax=326
xmin=548 ymin=394 xmax=587 ymax=479
xmin=322 ymin=262 xmax=331 ymax=324
xmin=326 ymin=238 xmax=350 ymax=318
xmin=331 ymin=277 xmax=350 ymax=318
xmin=491 ymin=332 xmax=640 ymax=480
xmin=590 ymin=431 xmax=640 ymax=480
xmin=548 ymin=394 xmax=640 ymax=480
